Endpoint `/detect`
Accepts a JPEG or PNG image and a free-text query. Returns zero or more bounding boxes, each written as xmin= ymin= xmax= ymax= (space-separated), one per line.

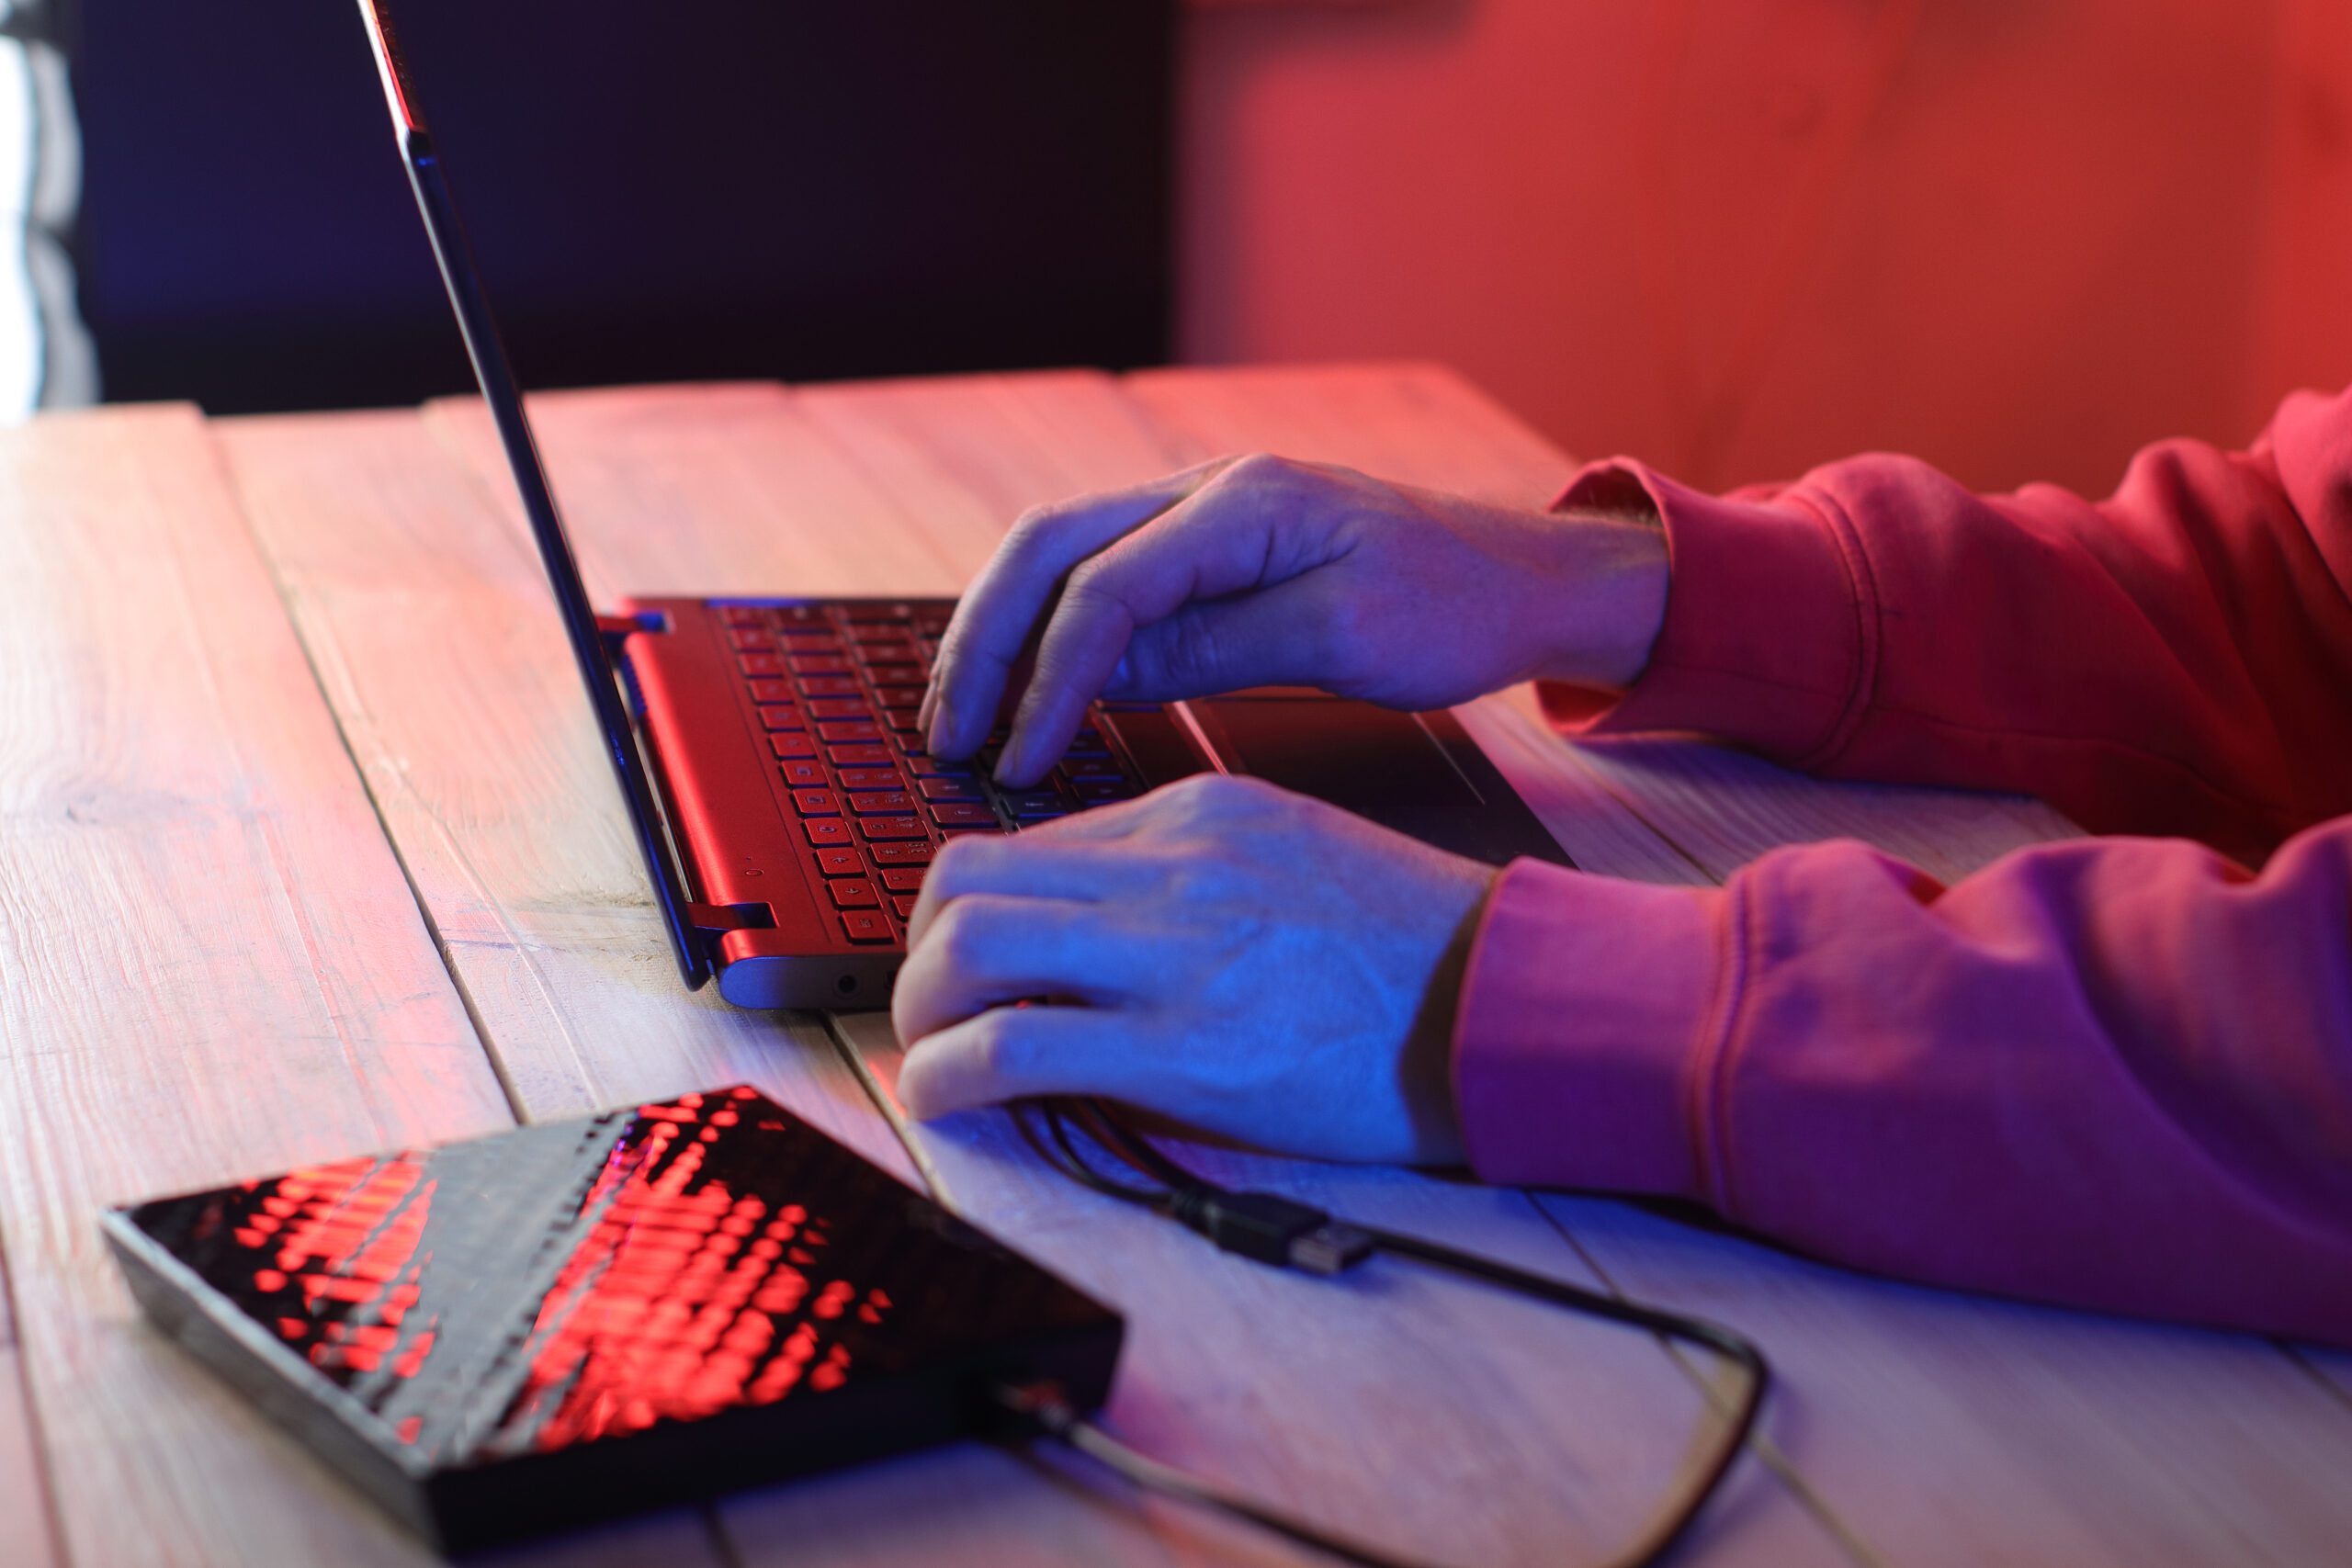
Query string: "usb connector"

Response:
xmin=1165 ymin=1190 xmax=1373 ymax=1274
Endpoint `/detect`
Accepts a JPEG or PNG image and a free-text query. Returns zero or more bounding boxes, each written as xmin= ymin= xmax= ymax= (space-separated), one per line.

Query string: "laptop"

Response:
xmin=355 ymin=0 xmax=1572 ymax=1011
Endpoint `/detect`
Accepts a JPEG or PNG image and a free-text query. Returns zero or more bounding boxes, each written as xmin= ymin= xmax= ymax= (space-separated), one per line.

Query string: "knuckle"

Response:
xmin=931 ymin=897 xmax=996 ymax=973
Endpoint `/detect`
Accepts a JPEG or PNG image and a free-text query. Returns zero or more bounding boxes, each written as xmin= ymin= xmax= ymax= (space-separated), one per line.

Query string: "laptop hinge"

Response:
xmin=686 ymin=901 xmax=776 ymax=937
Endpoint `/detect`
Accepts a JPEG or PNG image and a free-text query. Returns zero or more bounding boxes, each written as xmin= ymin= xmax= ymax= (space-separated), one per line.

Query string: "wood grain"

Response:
xmin=1559 ymin=732 xmax=2084 ymax=886
xmin=420 ymin=383 xmax=967 ymax=604
xmin=0 ymin=1247 xmax=59 ymax=1568
xmin=0 ymin=405 xmax=525 ymax=1566
xmin=794 ymin=368 xmax=1194 ymax=581
xmin=213 ymin=409 xmax=914 ymax=1188
xmin=828 ymin=1014 xmax=1847 ymax=1568
xmin=1124 ymin=361 xmax=1579 ymax=508
xmin=1540 ymin=1195 xmax=2352 ymax=1568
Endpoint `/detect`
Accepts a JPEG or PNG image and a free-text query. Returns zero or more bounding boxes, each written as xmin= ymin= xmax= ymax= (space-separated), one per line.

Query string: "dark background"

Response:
xmin=60 ymin=1 xmax=1174 ymax=412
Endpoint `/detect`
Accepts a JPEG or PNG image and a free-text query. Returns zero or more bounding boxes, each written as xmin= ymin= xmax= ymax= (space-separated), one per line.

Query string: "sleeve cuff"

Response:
xmin=1451 ymin=858 xmax=1729 ymax=1195
xmin=1542 ymin=460 xmax=1875 ymax=767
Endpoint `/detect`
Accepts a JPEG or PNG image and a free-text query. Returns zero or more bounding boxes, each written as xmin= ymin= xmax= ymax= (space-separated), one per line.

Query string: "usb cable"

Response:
xmin=993 ymin=1098 xmax=1770 ymax=1568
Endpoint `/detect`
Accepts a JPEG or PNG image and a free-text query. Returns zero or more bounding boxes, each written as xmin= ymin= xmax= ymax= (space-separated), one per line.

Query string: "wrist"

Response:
xmin=1529 ymin=511 xmax=1670 ymax=692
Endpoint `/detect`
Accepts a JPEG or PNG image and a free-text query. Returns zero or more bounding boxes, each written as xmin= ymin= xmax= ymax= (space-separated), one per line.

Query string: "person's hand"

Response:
xmin=891 ymin=773 xmax=1496 ymax=1165
xmin=920 ymin=454 xmax=1669 ymax=786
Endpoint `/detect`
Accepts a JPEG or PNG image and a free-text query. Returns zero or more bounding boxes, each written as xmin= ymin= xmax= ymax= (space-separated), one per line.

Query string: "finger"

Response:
xmin=926 ymin=461 xmax=1230 ymax=759
xmin=905 ymin=829 xmax=1156 ymax=946
xmin=896 ymin=1005 xmax=1150 ymax=1120
xmin=892 ymin=894 xmax=1161 ymax=1043
xmin=996 ymin=481 xmax=1346 ymax=784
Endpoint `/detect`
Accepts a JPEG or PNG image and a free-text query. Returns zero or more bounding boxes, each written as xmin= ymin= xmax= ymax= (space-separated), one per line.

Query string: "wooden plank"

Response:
xmin=1124 ymin=361 xmax=1579 ymax=509
xmin=1540 ymin=1195 xmax=2352 ymax=1568
xmin=1560 ymin=734 xmax=2084 ymax=886
xmin=792 ymin=367 xmax=1195 ymax=581
xmin=0 ymin=1249 xmax=60 ymax=1568
xmin=213 ymin=408 xmax=914 ymax=1189
xmin=823 ymin=1015 xmax=1846 ymax=1568
xmin=420 ymin=382 xmax=967 ymax=603
xmin=1452 ymin=690 xmax=1713 ymax=886
xmin=0 ymin=405 xmax=531 ymax=1566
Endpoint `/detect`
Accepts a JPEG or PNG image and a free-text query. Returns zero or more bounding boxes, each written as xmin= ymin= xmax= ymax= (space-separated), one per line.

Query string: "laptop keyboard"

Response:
xmin=717 ymin=601 xmax=1145 ymax=945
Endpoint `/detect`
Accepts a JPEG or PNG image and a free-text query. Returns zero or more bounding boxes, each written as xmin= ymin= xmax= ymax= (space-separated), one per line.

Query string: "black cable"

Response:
xmin=999 ymin=1097 xmax=1771 ymax=1568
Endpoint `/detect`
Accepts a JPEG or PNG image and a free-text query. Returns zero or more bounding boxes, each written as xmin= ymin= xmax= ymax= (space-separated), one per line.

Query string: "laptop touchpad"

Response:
xmin=1187 ymin=694 xmax=1570 ymax=870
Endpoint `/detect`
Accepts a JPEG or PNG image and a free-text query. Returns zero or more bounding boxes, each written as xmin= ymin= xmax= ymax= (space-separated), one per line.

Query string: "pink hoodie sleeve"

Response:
xmin=1451 ymin=384 xmax=2352 ymax=1343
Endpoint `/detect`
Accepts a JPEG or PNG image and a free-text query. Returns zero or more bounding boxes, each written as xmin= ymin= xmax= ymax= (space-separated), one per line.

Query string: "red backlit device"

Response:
xmin=356 ymin=0 xmax=1572 ymax=1011
xmin=102 ymin=1089 xmax=1123 ymax=1552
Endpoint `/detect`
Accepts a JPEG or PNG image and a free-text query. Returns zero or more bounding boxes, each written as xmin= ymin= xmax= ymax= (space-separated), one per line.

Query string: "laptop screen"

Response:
xmin=354 ymin=0 xmax=710 ymax=989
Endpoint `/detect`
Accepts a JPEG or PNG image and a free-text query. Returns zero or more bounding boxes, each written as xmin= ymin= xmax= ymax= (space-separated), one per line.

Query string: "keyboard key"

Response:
xmin=1059 ymin=755 xmax=1124 ymax=779
xmin=857 ymin=815 xmax=928 ymax=841
xmin=891 ymin=896 xmax=919 ymax=920
xmin=1069 ymin=777 xmax=1134 ymax=804
xmin=756 ymin=703 xmax=803 ymax=731
xmin=839 ymin=910 xmax=891 ymax=944
xmin=782 ymin=760 xmax=826 ymax=787
xmin=812 ymin=847 xmax=863 ymax=877
xmin=1000 ymin=790 xmax=1066 ymax=817
xmin=828 ymin=742 xmax=891 ymax=766
xmin=882 ymin=711 xmax=922 ymax=732
xmin=786 ymin=655 xmax=852 ymax=675
xmin=848 ymin=790 xmax=915 ymax=815
xmin=797 ymin=675 xmax=861 ymax=697
xmin=792 ymin=788 xmax=839 ymax=817
xmin=867 ymin=840 xmax=934 ymax=865
xmin=840 ymin=603 xmax=910 ymax=622
xmin=808 ymin=698 xmax=870 ymax=719
xmin=803 ymin=819 xmax=852 ymax=848
xmin=929 ymin=802 xmax=996 ymax=827
xmin=919 ymin=775 xmax=980 ymax=801
xmin=879 ymin=867 xmax=925 ymax=894
xmin=902 ymin=751 xmax=972 ymax=778
xmin=817 ymin=720 xmax=881 ymax=742
xmin=772 ymin=734 xmax=817 ymax=760
xmin=737 ymin=652 xmax=783 ymax=676
xmin=828 ymin=878 xmax=881 ymax=909
xmin=874 ymin=688 xmax=922 ymax=709
xmin=749 ymin=678 xmax=794 ymax=703
xmin=718 ymin=604 xmax=767 ymax=626
xmin=860 ymin=661 xmax=922 ymax=682
xmin=835 ymin=768 xmax=901 ymax=791
xmin=728 ymin=627 xmax=773 ymax=651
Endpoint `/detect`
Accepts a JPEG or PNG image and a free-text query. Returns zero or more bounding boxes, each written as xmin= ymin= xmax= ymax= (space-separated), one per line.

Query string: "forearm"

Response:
xmin=1544 ymin=383 xmax=2352 ymax=863
xmin=1451 ymin=824 xmax=2352 ymax=1343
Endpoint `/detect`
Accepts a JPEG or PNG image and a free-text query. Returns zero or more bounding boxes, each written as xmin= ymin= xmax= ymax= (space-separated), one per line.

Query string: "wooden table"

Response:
xmin=2 ymin=365 xmax=2346 ymax=1568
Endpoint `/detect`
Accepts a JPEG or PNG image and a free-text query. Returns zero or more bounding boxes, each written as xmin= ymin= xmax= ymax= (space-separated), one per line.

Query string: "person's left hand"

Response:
xmin=891 ymin=774 xmax=1497 ymax=1165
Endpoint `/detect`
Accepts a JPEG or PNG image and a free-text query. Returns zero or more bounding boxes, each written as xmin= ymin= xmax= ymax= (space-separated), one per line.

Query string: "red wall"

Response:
xmin=1179 ymin=0 xmax=2352 ymax=498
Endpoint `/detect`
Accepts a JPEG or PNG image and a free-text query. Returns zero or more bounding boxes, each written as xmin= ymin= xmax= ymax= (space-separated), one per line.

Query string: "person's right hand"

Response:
xmin=919 ymin=453 xmax=1671 ymax=786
